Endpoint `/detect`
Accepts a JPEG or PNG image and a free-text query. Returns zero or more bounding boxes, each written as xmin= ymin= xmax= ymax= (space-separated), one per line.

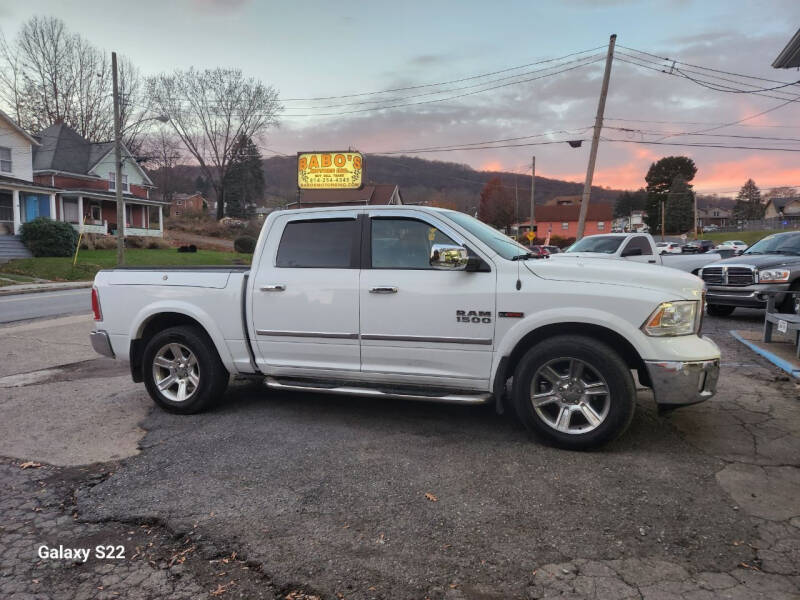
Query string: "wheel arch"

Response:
xmin=493 ymin=322 xmax=650 ymax=400
xmin=129 ymin=312 xmax=223 ymax=383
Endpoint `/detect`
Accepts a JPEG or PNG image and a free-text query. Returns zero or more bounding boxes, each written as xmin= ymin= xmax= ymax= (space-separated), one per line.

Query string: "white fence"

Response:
xmin=71 ymin=223 xmax=108 ymax=235
xmin=125 ymin=227 xmax=163 ymax=238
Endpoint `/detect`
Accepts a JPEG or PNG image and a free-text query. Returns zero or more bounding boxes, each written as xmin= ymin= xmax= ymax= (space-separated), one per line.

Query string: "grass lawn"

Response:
xmin=0 ymin=249 xmax=252 ymax=282
xmin=703 ymin=230 xmax=785 ymax=247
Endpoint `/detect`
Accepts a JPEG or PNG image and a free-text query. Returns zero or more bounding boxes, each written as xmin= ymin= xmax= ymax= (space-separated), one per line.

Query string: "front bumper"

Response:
xmin=90 ymin=330 xmax=115 ymax=358
xmin=706 ymin=283 xmax=790 ymax=308
xmin=644 ymin=358 xmax=719 ymax=407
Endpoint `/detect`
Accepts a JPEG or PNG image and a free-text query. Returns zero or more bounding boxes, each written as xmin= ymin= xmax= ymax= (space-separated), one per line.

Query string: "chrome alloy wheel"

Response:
xmin=152 ymin=343 xmax=200 ymax=402
xmin=530 ymin=357 xmax=611 ymax=435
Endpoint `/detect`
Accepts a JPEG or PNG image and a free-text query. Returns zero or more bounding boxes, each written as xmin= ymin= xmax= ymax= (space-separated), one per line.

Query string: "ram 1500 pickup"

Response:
xmin=90 ymin=206 xmax=720 ymax=449
xmin=700 ymin=231 xmax=800 ymax=316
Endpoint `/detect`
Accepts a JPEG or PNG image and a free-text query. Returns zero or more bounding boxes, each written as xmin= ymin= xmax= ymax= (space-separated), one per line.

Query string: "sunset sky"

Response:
xmin=2 ymin=0 xmax=800 ymax=196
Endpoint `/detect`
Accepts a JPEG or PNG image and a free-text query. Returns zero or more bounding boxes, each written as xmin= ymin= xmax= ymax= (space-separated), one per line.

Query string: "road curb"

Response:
xmin=0 ymin=282 xmax=93 ymax=297
xmin=730 ymin=329 xmax=800 ymax=378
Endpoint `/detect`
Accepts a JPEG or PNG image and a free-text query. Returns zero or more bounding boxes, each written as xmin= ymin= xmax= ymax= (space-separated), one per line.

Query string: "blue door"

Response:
xmin=22 ymin=194 xmax=50 ymax=221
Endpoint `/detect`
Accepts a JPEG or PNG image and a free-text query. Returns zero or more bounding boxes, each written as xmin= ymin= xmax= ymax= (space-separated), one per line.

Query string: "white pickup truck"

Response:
xmin=90 ymin=206 xmax=720 ymax=449
xmin=556 ymin=232 xmax=723 ymax=274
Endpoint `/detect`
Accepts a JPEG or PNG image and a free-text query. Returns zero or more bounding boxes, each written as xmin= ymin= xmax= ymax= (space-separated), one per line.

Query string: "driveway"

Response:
xmin=1 ymin=310 xmax=799 ymax=599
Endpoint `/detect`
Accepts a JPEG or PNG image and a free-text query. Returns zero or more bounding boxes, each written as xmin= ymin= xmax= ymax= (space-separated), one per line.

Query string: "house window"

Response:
xmin=108 ymin=172 xmax=129 ymax=192
xmin=561 ymin=222 xmax=569 ymax=230
xmin=0 ymin=147 xmax=11 ymax=173
xmin=174 ymin=211 xmax=181 ymax=216
xmin=90 ymin=203 xmax=102 ymax=222
xmin=176 ymin=200 xmax=184 ymax=206
xmin=597 ymin=221 xmax=605 ymax=231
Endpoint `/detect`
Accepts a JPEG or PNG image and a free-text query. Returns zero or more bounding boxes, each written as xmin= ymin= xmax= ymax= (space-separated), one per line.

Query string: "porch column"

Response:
xmin=158 ymin=205 xmax=163 ymax=235
xmin=59 ymin=195 xmax=64 ymax=222
xmin=77 ymin=196 xmax=83 ymax=233
xmin=49 ymin=193 xmax=56 ymax=220
xmin=12 ymin=189 xmax=21 ymax=235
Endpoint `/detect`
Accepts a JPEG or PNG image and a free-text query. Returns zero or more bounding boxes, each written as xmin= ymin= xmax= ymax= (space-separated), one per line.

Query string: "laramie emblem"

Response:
xmin=457 ymin=310 xmax=492 ymax=323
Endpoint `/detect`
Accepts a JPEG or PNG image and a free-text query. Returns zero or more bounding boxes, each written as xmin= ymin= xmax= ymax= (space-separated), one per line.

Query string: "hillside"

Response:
xmin=260 ymin=155 xmax=624 ymax=217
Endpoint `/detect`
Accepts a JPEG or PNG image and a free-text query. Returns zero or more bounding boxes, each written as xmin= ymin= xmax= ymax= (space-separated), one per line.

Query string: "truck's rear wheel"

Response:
xmin=142 ymin=325 xmax=228 ymax=414
xmin=512 ymin=335 xmax=635 ymax=450
xmin=706 ymin=304 xmax=735 ymax=317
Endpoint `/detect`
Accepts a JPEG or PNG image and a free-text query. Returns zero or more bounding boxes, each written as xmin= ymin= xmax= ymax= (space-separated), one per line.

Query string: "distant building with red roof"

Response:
xmin=512 ymin=202 xmax=613 ymax=238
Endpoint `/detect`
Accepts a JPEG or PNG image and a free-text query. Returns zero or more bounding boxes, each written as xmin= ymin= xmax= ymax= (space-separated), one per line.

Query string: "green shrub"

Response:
xmin=234 ymin=235 xmax=257 ymax=254
xmin=20 ymin=217 xmax=79 ymax=257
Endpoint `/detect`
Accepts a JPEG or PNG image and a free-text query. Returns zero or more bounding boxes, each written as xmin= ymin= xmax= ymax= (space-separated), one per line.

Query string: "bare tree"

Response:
xmin=148 ymin=67 xmax=281 ymax=219
xmin=0 ymin=16 xmax=147 ymax=148
xmin=141 ymin=126 xmax=183 ymax=204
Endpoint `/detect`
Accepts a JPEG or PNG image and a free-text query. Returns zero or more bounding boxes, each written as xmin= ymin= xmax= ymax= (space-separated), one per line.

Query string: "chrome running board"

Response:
xmin=264 ymin=376 xmax=491 ymax=405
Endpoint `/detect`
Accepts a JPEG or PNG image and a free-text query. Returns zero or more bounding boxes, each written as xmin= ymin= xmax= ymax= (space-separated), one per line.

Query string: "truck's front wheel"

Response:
xmin=142 ymin=325 xmax=228 ymax=414
xmin=706 ymin=304 xmax=735 ymax=317
xmin=512 ymin=335 xmax=636 ymax=449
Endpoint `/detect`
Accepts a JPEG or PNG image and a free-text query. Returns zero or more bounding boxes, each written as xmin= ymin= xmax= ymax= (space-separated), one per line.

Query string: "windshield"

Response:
xmin=565 ymin=235 xmax=625 ymax=254
xmin=443 ymin=210 xmax=530 ymax=260
xmin=743 ymin=233 xmax=800 ymax=256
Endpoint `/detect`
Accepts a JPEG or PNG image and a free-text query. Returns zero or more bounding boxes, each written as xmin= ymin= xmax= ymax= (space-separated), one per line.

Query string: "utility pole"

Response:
xmin=529 ymin=156 xmax=535 ymax=247
xmin=576 ymin=34 xmax=616 ymax=240
xmin=112 ymin=52 xmax=125 ymax=266
xmin=693 ymin=192 xmax=698 ymax=239
xmin=661 ymin=198 xmax=666 ymax=242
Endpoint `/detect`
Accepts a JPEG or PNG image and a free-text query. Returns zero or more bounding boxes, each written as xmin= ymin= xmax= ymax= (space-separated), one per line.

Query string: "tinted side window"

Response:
xmin=626 ymin=236 xmax=652 ymax=256
xmin=276 ymin=219 xmax=357 ymax=268
xmin=371 ymin=218 xmax=457 ymax=269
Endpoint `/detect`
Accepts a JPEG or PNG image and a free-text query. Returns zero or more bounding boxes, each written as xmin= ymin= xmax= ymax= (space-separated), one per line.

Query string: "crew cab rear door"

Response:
xmin=621 ymin=235 xmax=658 ymax=264
xmin=250 ymin=210 xmax=362 ymax=373
xmin=359 ymin=210 xmax=496 ymax=383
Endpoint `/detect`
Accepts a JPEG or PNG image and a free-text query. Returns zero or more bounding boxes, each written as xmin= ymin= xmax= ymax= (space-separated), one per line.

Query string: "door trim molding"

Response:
xmin=256 ymin=330 xmax=359 ymax=340
xmin=361 ymin=333 xmax=492 ymax=345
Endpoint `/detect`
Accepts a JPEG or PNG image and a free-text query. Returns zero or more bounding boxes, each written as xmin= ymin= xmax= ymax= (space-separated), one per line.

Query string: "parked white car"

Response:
xmin=90 ymin=206 xmax=720 ymax=449
xmin=656 ymin=242 xmax=682 ymax=254
xmin=715 ymin=240 xmax=748 ymax=255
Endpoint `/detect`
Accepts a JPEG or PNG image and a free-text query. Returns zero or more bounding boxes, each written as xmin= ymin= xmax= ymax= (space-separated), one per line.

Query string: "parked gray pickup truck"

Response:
xmin=700 ymin=231 xmax=800 ymax=316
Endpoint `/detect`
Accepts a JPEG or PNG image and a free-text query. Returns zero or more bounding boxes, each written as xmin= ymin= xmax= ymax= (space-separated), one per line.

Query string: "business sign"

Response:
xmin=297 ymin=151 xmax=363 ymax=190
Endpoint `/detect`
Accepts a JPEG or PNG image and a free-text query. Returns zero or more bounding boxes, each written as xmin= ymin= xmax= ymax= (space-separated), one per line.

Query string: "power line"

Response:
xmin=601 ymin=137 xmax=800 ymax=152
xmin=277 ymin=46 xmax=607 ymax=102
xmin=281 ymin=54 xmax=605 ymax=110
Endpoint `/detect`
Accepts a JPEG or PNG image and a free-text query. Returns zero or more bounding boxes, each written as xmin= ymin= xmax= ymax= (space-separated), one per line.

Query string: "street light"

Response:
xmin=113 ymin=50 xmax=168 ymax=265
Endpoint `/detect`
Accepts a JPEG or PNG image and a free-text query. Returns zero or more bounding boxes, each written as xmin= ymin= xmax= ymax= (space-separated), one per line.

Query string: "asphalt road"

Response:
xmin=2 ymin=309 xmax=799 ymax=599
xmin=0 ymin=288 xmax=91 ymax=323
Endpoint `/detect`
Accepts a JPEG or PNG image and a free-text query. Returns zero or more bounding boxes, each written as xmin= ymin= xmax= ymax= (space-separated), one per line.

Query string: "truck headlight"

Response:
xmin=642 ymin=301 xmax=700 ymax=337
xmin=757 ymin=269 xmax=790 ymax=283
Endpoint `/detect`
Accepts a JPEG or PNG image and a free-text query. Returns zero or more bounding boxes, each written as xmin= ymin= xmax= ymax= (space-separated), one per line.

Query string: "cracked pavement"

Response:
xmin=0 ymin=310 xmax=798 ymax=599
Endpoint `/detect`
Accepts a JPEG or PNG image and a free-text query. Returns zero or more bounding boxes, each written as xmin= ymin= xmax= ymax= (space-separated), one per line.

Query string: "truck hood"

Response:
xmin=524 ymin=256 xmax=703 ymax=300
xmin=703 ymin=253 xmax=800 ymax=269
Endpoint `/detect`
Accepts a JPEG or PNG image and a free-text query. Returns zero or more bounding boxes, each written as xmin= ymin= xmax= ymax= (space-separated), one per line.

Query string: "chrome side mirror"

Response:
xmin=430 ymin=244 xmax=468 ymax=270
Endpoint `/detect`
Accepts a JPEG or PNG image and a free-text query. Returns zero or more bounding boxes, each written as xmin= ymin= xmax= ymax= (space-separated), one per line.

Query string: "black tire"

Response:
xmin=706 ymin=304 xmax=735 ymax=317
xmin=511 ymin=335 xmax=636 ymax=450
xmin=142 ymin=325 xmax=228 ymax=414
xmin=778 ymin=282 xmax=800 ymax=314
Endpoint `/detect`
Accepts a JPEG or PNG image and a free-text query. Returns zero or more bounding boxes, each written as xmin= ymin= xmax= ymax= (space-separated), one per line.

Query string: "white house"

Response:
xmin=0 ymin=110 xmax=59 ymax=237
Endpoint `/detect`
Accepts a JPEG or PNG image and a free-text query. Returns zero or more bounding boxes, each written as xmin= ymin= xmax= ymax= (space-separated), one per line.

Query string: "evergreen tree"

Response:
xmin=613 ymin=189 xmax=647 ymax=219
xmin=665 ymin=176 xmax=694 ymax=233
xmin=224 ymin=135 xmax=265 ymax=218
xmin=643 ymin=156 xmax=697 ymax=234
xmin=732 ymin=179 xmax=764 ymax=221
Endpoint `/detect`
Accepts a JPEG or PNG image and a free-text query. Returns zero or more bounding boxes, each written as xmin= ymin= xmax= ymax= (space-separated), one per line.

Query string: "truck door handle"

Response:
xmin=260 ymin=284 xmax=286 ymax=292
xmin=648 ymin=260 xmax=656 ymax=264
xmin=369 ymin=286 xmax=398 ymax=294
